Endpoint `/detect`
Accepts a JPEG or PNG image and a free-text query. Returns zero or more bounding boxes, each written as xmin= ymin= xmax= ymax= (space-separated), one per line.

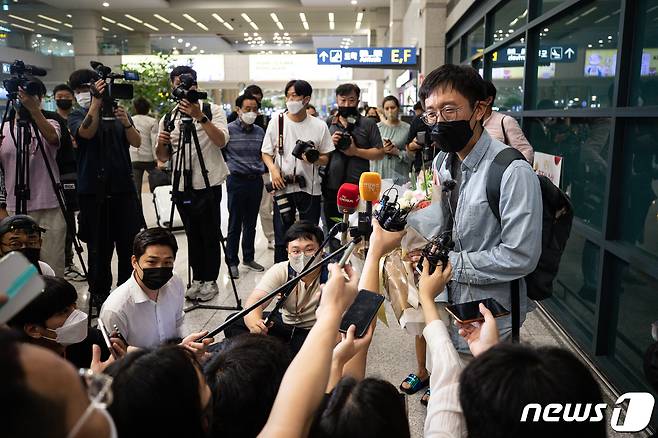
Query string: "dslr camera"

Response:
xmin=335 ymin=129 xmax=353 ymax=151
xmin=265 ymin=174 xmax=306 ymax=193
xmin=2 ymin=60 xmax=46 ymax=99
xmin=171 ymin=73 xmax=207 ymax=103
xmin=292 ymin=140 xmax=320 ymax=164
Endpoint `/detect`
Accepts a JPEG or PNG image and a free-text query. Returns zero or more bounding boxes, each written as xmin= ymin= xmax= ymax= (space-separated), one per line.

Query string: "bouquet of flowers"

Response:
xmin=398 ymin=169 xmax=433 ymax=212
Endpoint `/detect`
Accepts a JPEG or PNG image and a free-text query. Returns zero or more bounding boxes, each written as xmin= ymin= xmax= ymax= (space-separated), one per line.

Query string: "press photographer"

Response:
xmin=155 ymin=66 xmax=230 ymax=301
xmin=68 ymin=65 xmax=142 ymax=305
xmin=261 ymin=79 xmax=334 ymax=263
xmin=323 ymin=83 xmax=384 ymax=238
xmin=0 ymin=63 xmax=65 ymax=276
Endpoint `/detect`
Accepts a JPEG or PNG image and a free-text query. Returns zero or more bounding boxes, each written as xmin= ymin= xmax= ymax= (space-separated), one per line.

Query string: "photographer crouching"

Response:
xmin=261 ymin=80 xmax=334 ymax=263
xmin=155 ymin=66 xmax=230 ymax=302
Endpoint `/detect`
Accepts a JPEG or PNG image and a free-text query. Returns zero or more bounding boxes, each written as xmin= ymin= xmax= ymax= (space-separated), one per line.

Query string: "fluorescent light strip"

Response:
xmin=116 ymin=22 xmax=134 ymax=31
xmin=170 ymin=22 xmax=183 ymax=30
xmin=101 ymin=16 xmax=116 ymax=23
xmin=565 ymin=16 xmax=579 ymax=25
xmin=299 ymin=12 xmax=306 ymax=22
xmin=212 ymin=13 xmax=225 ymax=23
xmin=249 ymin=21 xmax=259 ymax=30
xmin=154 ymin=14 xmax=169 ymax=23
xmin=191 ymin=46 xmax=197 ymax=51
xmin=64 ymin=23 xmax=73 ymax=28
xmin=329 ymin=21 xmax=334 ymax=30
xmin=270 ymin=13 xmax=279 ymax=22
xmin=276 ymin=21 xmax=284 ymax=30
xmin=303 ymin=21 xmax=309 ymax=30
xmin=648 ymin=5 xmax=658 ymax=12
xmin=355 ymin=20 xmax=362 ymax=29
xmin=38 ymin=22 xmax=59 ymax=31
xmin=182 ymin=14 xmax=197 ymax=23
xmin=594 ymin=15 xmax=610 ymax=23
xmin=125 ymin=14 xmax=142 ymax=24
xmin=37 ymin=14 xmax=61 ymax=24
xmin=357 ymin=12 xmax=364 ymax=21
xmin=580 ymin=6 xmax=597 ymax=17
xmin=11 ymin=23 xmax=34 ymax=31
xmin=143 ymin=22 xmax=158 ymax=31
xmin=8 ymin=14 xmax=34 ymax=24
xmin=328 ymin=12 xmax=334 ymax=21
xmin=102 ymin=26 xmax=110 ymax=31
xmin=223 ymin=22 xmax=234 ymax=30
xmin=241 ymin=13 xmax=252 ymax=23
xmin=196 ymin=22 xmax=208 ymax=31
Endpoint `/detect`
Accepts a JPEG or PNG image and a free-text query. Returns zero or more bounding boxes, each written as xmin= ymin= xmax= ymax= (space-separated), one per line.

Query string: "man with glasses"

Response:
xmin=224 ymin=221 xmax=328 ymax=355
xmin=261 ymin=80 xmax=334 ymax=263
xmin=323 ymin=83 xmax=384 ymax=241
xmin=0 ymin=214 xmax=55 ymax=275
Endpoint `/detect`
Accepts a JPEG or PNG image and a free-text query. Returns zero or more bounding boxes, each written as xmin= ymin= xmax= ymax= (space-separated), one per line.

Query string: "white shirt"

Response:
xmin=130 ymin=114 xmax=158 ymax=163
xmin=261 ymin=112 xmax=334 ymax=196
xmin=99 ymin=273 xmax=185 ymax=349
xmin=157 ymin=102 xmax=230 ymax=190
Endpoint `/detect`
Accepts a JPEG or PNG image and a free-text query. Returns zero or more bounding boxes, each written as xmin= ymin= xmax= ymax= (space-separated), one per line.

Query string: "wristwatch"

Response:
xmin=197 ymin=115 xmax=209 ymax=124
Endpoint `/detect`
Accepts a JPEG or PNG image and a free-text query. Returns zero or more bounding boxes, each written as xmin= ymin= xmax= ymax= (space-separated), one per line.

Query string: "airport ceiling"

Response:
xmin=1 ymin=0 xmax=391 ymax=54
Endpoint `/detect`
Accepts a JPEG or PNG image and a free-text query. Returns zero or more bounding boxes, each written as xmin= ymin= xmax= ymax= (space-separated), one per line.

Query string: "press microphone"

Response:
xmin=358 ymin=172 xmax=382 ymax=250
xmin=337 ymin=183 xmax=359 ymax=244
xmin=442 ymin=180 xmax=456 ymax=193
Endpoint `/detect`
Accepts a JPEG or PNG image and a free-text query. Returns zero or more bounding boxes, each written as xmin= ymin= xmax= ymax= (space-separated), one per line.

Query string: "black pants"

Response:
xmin=175 ymin=185 xmax=222 ymax=282
xmin=64 ymin=208 xmax=76 ymax=266
xmin=224 ymin=310 xmax=310 ymax=356
xmin=78 ymin=193 xmax=142 ymax=301
xmin=226 ymin=174 xmax=263 ymax=266
xmin=273 ymin=191 xmax=321 ymax=263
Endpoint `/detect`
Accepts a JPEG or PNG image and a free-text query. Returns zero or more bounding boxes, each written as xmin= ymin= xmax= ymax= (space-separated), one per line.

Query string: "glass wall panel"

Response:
xmin=630 ymin=0 xmax=658 ymax=107
xmin=487 ymin=37 xmax=525 ymax=111
xmin=538 ymin=0 xmax=564 ymax=16
xmin=465 ymin=20 xmax=485 ymax=61
xmin=491 ymin=0 xmax=528 ymax=44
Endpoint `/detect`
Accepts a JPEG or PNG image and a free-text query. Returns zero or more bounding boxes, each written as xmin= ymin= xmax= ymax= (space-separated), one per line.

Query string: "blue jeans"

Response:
xmin=226 ymin=174 xmax=263 ymax=266
xmin=273 ymin=191 xmax=321 ymax=263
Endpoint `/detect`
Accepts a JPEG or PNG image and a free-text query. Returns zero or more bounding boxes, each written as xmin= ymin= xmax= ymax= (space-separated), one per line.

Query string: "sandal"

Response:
xmin=420 ymin=388 xmax=431 ymax=406
xmin=399 ymin=373 xmax=430 ymax=395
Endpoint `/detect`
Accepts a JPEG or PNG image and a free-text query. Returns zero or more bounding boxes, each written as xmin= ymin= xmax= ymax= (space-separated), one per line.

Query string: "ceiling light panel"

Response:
xmin=37 ymin=14 xmax=61 ymax=24
xmin=182 ymin=14 xmax=197 ymax=23
xmin=154 ymin=14 xmax=169 ymax=23
xmin=8 ymin=14 xmax=34 ymax=23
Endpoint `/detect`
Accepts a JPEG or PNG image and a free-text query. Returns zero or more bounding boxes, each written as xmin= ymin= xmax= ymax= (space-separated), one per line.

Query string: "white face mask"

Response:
xmin=47 ymin=309 xmax=88 ymax=346
xmin=289 ymin=253 xmax=315 ymax=274
xmin=286 ymin=99 xmax=305 ymax=115
xmin=241 ymin=111 xmax=257 ymax=125
xmin=75 ymin=91 xmax=91 ymax=108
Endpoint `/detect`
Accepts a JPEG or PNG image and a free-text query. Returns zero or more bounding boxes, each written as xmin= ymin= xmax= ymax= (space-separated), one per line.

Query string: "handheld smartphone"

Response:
xmin=97 ymin=319 xmax=117 ymax=359
xmin=0 ymin=252 xmax=45 ymax=324
xmin=445 ymin=298 xmax=509 ymax=324
xmin=112 ymin=324 xmax=127 ymax=345
xmin=416 ymin=131 xmax=426 ymax=146
xmin=340 ymin=289 xmax=385 ymax=338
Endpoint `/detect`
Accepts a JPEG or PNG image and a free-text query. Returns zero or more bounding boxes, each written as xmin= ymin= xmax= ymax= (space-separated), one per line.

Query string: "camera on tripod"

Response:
xmin=2 ymin=60 xmax=47 ymax=99
xmin=417 ymin=231 xmax=455 ymax=275
xmin=90 ymin=61 xmax=138 ymax=101
xmin=171 ymin=73 xmax=208 ymax=103
xmin=292 ymin=140 xmax=320 ymax=163
xmin=374 ymin=188 xmax=411 ymax=232
xmin=265 ymin=174 xmax=306 ymax=193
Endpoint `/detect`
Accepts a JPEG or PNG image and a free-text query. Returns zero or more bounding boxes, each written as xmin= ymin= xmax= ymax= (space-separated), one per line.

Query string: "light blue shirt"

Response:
xmin=408 ymin=130 xmax=542 ymax=352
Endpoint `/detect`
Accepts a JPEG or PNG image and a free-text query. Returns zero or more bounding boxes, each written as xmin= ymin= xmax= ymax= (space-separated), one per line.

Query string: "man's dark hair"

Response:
xmin=52 ymin=83 xmax=74 ymax=97
xmin=132 ymin=97 xmax=150 ymax=115
xmin=133 ymin=227 xmax=178 ymax=260
xmin=382 ymin=95 xmax=400 ymax=108
xmin=170 ymin=65 xmax=197 ymax=83
xmin=8 ymin=276 xmax=77 ymax=329
xmin=311 ymin=377 xmax=410 ymax=438
xmin=68 ymin=69 xmax=96 ymax=90
xmin=244 ymin=84 xmax=263 ymax=97
xmin=106 ymin=345 xmax=206 ymax=438
xmin=284 ymin=79 xmax=313 ymax=98
xmin=418 ymin=64 xmax=486 ymax=108
xmin=413 ymin=101 xmax=423 ymax=111
xmin=484 ymin=80 xmax=497 ymax=101
xmin=307 ymin=104 xmax=317 ymax=112
xmin=336 ymin=83 xmax=361 ymax=98
xmin=205 ymin=335 xmax=293 ymax=437
xmin=459 ymin=344 xmax=606 ymax=438
xmin=236 ymin=93 xmax=258 ymax=109
xmin=284 ymin=220 xmax=323 ymax=247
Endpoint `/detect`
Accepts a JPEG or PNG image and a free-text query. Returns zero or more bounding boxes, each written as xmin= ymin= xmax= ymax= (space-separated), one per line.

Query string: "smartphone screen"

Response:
xmin=416 ymin=131 xmax=426 ymax=145
xmin=97 ymin=319 xmax=117 ymax=359
xmin=340 ymin=289 xmax=385 ymax=337
xmin=445 ymin=298 xmax=509 ymax=324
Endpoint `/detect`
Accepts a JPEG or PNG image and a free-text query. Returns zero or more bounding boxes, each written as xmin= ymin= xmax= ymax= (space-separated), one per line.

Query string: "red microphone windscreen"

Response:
xmin=359 ymin=172 xmax=382 ymax=202
xmin=337 ymin=183 xmax=360 ymax=214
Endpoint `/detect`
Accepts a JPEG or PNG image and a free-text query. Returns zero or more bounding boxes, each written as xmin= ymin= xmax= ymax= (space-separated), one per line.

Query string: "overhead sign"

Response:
xmin=493 ymin=45 xmax=577 ymax=66
xmin=316 ymin=47 xmax=417 ymax=66
xmin=249 ymin=54 xmax=352 ymax=81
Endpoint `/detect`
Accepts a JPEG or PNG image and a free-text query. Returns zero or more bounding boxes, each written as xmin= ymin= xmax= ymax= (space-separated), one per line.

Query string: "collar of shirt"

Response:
xmin=461 ymin=129 xmax=492 ymax=172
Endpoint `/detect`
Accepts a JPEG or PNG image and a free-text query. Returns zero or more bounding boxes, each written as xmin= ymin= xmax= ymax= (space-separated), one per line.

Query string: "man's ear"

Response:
xmin=131 ymin=255 xmax=139 ymax=271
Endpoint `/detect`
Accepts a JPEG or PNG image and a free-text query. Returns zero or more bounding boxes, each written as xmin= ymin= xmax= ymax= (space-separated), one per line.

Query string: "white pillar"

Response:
xmin=418 ymin=0 xmax=448 ymax=74
xmin=72 ymin=10 xmax=102 ymax=62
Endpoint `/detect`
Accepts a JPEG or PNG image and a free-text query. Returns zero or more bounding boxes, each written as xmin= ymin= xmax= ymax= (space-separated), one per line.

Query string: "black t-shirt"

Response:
xmin=68 ymin=107 xmax=135 ymax=195
xmin=407 ymin=115 xmax=431 ymax=173
xmin=324 ymin=114 xmax=383 ymax=190
xmin=42 ymin=110 xmax=76 ymax=177
xmin=65 ymin=327 xmax=111 ymax=369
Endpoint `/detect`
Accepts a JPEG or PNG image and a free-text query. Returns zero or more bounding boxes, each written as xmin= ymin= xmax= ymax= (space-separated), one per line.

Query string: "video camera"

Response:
xmin=292 ymin=140 xmax=320 ymax=164
xmin=90 ymin=61 xmax=139 ymax=101
xmin=171 ymin=73 xmax=207 ymax=103
xmin=2 ymin=60 xmax=47 ymax=99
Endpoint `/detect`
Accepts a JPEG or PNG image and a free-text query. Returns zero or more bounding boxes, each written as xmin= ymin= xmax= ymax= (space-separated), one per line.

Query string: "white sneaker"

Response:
xmin=185 ymin=280 xmax=203 ymax=300
xmin=197 ymin=281 xmax=219 ymax=302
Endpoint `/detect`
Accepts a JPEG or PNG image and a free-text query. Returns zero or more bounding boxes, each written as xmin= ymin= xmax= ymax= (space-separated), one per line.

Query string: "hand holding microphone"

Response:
xmin=337 ymin=183 xmax=359 ymax=244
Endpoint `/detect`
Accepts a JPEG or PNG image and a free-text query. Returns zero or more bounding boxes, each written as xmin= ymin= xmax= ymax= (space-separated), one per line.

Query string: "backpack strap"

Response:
xmin=486 ymin=147 xmax=526 ymax=222
xmin=500 ymin=116 xmax=510 ymax=146
xmin=277 ymin=113 xmax=285 ymax=156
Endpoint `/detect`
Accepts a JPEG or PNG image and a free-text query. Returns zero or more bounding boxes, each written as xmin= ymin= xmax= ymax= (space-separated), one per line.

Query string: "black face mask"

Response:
xmin=55 ymin=99 xmax=73 ymax=110
xmin=17 ymin=248 xmax=41 ymax=271
xmin=430 ymin=109 xmax=479 ymax=153
xmin=139 ymin=265 xmax=174 ymax=290
xmin=338 ymin=106 xmax=359 ymax=118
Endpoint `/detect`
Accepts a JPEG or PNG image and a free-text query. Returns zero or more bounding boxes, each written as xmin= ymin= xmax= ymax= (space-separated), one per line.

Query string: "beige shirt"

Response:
xmin=483 ymin=111 xmax=535 ymax=164
xmin=157 ymin=102 xmax=230 ymax=190
xmin=255 ymin=261 xmax=321 ymax=329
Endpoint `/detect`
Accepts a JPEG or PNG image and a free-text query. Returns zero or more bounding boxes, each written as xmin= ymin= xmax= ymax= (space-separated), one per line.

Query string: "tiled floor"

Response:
xmin=69 ymin=186 xmax=649 ymax=438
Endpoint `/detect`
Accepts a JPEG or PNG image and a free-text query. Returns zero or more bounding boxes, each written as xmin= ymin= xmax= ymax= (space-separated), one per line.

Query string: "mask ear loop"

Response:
xmin=66 ymin=375 xmax=112 ymax=438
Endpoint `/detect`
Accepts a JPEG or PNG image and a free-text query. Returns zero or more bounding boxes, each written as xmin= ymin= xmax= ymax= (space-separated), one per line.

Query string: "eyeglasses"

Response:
xmin=1 ymin=238 xmax=41 ymax=251
xmin=420 ymin=106 xmax=465 ymax=125
xmin=288 ymin=248 xmax=318 ymax=257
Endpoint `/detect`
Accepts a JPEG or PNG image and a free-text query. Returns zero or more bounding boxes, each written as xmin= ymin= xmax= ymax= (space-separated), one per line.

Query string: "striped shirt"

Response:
xmin=225 ymin=120 xmax=266 ymax=176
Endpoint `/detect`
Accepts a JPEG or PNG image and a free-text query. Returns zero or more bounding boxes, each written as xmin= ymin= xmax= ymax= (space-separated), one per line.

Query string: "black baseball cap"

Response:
xmin=0 ymin=215 xmax=46 ymax=236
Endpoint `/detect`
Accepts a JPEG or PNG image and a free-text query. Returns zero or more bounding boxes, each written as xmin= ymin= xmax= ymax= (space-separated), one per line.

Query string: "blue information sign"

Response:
xmin=316 ymin=47 xmax=417 ymax=66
